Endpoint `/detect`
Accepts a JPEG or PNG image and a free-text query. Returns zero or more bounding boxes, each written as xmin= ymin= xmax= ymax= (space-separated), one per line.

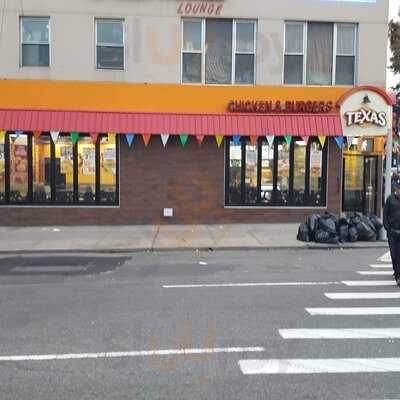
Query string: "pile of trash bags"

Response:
xmin=297 ymin=212 xmax=384 ymax=244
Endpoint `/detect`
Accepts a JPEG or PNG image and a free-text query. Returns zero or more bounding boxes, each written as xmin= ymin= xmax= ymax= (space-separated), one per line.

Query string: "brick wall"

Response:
xmin=0 ymin=136 xmax=342 ymax=226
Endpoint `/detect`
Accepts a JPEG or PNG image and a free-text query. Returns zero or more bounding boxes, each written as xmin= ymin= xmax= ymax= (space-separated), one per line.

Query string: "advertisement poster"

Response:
xmin=11 ymin=144 xmax=28 ymax=187
xmin=310 ymin=151 xmax=322 ymax=177
xmin=82 ymin=147 xmax=95 ymax=176
xmin=60 ymin=146 xmax=73 ymax=174
xmin=102 ymin=148 xmax=116 ymax=175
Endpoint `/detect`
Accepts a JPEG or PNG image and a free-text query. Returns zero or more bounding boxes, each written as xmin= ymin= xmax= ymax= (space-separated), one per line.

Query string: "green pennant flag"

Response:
xmin=70 ymin=131 xmax=79 ymax=145
xmin=284 ymin=135 xmax=292 ymax=146
xmin=179 ymin=134 xmax=189 ymax=147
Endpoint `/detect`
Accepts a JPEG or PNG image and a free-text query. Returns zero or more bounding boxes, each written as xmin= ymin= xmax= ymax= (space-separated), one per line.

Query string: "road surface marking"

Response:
xmin=378 ymin=252 xmax=392 ymax=262
xmin=0 ymin=347 xmax=265 ymax=362
xmin=306 ymin=307 xmax=400 ymax=316
xmin=370 ymin=264 xmax=393 ymax=268
xmin=239 ymin=358 xmax=400 ymax=375
xmin=357 ymin=271 xmax=394 ymax=276
xmin=325 ymin=292 xmax=400 ymax=299
xmin=342 ymin=280 xmax=397 ymax=287
xmin=163 ymin=281 xmax=341 ymax=289
xmin=279 ymin=328 xmax=400 ymax=339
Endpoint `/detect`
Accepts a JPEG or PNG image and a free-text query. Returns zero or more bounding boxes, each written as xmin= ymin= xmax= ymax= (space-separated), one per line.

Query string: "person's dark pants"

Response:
xmin=388 ymin=234 xmax=400 ymax=278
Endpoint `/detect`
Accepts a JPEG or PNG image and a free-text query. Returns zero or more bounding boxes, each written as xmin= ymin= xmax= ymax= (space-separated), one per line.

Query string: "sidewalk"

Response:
xmin=0 ymin=224 xmax=388 ymax=253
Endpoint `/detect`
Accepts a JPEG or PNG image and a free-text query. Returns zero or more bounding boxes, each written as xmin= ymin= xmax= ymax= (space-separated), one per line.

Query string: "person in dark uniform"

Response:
xmin=383 ymin=176 xmax=400 ymax=286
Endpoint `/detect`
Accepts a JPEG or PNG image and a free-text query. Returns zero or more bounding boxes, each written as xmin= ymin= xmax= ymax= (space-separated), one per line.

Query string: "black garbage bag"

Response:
xmin=356 ymin=221 xmax=376 ymax=241
xmin=366 ymin=212 xmax=383 ymax=232
xmin=348 ymin=226 xmax=358 ymax=242
xmin=306 ymin=214 xmax=320 ymax=240
xmin=315 ymin=230 xmax=339 ymax=244
xmin=297 ymin=223 xmax=310 ymax=242
xmin=338 ymin=224 xmax=349 ymax=243
xmin=347 ymin=212 xmax=362 ymax=227
xmin=338 ymin=217 xmax=349 ymax=227
xmin=318 ymin=215 xmax=337 ymax=235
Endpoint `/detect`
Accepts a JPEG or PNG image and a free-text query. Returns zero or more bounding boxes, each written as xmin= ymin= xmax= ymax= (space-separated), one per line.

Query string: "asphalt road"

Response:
xmin=0 ymin=248 xmax=398 ymax=400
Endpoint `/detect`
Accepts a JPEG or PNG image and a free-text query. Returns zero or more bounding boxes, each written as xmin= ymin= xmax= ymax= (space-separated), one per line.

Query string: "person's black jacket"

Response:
xmin=383 ymin=194 xmax=400 ymax=232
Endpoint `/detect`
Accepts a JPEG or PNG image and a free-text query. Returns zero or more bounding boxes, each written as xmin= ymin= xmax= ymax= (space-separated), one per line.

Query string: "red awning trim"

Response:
xmin=0 ymin=108 xmax=343 ymax=136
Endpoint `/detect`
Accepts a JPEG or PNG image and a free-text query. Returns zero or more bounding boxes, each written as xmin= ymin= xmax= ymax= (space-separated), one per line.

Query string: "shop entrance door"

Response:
xmin=343 ymin=155 xmax=378 ymax=214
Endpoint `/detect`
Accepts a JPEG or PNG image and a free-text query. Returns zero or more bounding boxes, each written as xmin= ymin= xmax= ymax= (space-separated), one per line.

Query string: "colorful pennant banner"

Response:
xmin=142 ymin=134 xmax=151 ymax=147
xmin=125 ymin=134 xmax=135 ymax=147
xmin=50 ymin=131 xmax=60 ymax=143
xmin=70 ymin=131 xmax=79 ymax=145
xmin=250 ymin=136 xmax=258 ymax=146
xmin=334 ymin=136 xmax=344 ymax=149
xmin=196 ymin=135 xmax=205 ymax=146
xmin=301 ymin=136 xmax=309 ymax=144
xmin=346 ymin=136 xmax=354 ymax=149
xmin=266 ymin=136 xmax=275 ymax=147
xmin=284 ymin=135 xmax=292 ymax=146
xmin=0 ymin=131 xmax=5 ymax=142
xmin=318 ymin=136 xmax=327 ymax=147
xmin=90 ymin=132 xmax=99 ymax=145
xmin=179 ymin=134 xmax=189 ymax=147
xmin=232 ymin=135 xmax=241 ymax=145
xmin=15 ymin=130 xmax=23 ymax=138
xmin=161 ymin=134 xmax=169 ymax=147
xmin=215 ymin=135 xmax=224 ymax=148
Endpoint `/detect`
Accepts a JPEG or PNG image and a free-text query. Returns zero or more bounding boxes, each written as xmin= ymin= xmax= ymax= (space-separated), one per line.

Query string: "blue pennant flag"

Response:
xmin=15 ymin=130 xmax=23 ymax=138
xmin=126 ymin=134 xmax=135 ymax=148
xmin=232 ymin=135 xmax=241 ymax=145
xmin=334 ymin=136 xmax=344 ymax=149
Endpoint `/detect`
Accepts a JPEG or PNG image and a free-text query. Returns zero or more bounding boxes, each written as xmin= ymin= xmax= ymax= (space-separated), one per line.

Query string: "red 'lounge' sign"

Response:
xmin=177 ymin=1 xmax=224 ymax=15
xmin=227 ymin=100 xmax=334 ymax=114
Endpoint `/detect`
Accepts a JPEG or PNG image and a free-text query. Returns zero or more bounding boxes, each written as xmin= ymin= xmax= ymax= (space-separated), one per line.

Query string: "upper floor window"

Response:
xmin=284 ymin=22 xmax=357 ymax=86
xmin=20 ymin=17 xmax=50 ymax=67
xmin=96 ymin=19 xmax=124 ymax=70
xmin=182 ymin=19 xmax=256 ymax=85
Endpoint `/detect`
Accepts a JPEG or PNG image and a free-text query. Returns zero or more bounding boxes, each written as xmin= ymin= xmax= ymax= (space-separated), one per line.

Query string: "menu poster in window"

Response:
xmin=60 ymin=146 xmax=73 ymax=174
xmin=82 ymin=147 xmax=95 ymax=175
xmin=102 ymin=148 xmax=116 ymax=175
xmin=310 ymin=151 xmax=322 ymax=176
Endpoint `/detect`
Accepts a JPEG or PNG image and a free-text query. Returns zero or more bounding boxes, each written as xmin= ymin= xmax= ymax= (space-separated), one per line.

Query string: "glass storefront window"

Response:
xmin=0 ymin=134 xmax=5 ymax=203
xmin=55 ymin=135 xmax=74 ymax=204
xmin=100 ymin=135 xmax=117 ymax=204
xmin=293 ymin=139 xmax=307 ymax=205
xmin=310 ymin=140 xmax=323 ymax=206
xmin=260 ymin=142 xmax=274 ymax=205
xmin=10 ymin=133 xmax=29 ymax=203
xmin=276 ymin=140 xmax=290 ymax=206
xmin=228 ymin=140 xmax=242 ymax=204
xmin=226 ymin=137 xmax=327 ymax=207
xmin=245 ymin=143 xmax=258 ymax=204
xmin=78 ymin=136 xmax=96 ymax=204
xmin=33 ymin=134 xmax=51 ymax=204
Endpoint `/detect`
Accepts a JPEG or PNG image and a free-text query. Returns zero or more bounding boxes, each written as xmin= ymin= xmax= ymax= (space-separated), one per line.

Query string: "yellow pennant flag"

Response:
xmin=318 ymin=136 xmax=327 ymax=147
xmin=0 ymin=131 xmax=5 ymax=143
xmin=215 ymin=135 xmax=224 ymax=148
xmin=107 ymin=132 xmax=116 ymax=143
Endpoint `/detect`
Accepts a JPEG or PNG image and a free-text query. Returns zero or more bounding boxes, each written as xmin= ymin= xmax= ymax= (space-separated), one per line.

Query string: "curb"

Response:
xmin=0 ymin=243 xmax=389 ymax=255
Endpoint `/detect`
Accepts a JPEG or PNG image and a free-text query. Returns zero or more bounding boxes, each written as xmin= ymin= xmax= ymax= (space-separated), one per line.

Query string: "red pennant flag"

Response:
xmin=196 ymin=135 xmax=205 ymax=146
xmin=250 ymin=136 xmax=258 ymax=146
xmin=33 ymin=130 xmax=41 ymax=139
xmin=142 ymin=134 xmax=151 ymax=147
xmin=301 ymin=136 xmax=309 ymax=144
xmin=90 ymin=133 xmax=99 ymax=145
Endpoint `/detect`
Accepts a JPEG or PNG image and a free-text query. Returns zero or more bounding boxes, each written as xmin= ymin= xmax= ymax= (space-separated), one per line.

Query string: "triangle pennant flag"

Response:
xmin=179 ymin=134 xmax=189 ymax=147
xmin=232 ymin=135 xmax=241 ymax=145
xmin=346 ymin=136 xmax=354 ymax=149
xmin=33 ymin=130 xmax=41 ymax=139
xmin=215 ymin=135 xmax=224 ymax=148
xmin=250 ymin=136 xmax=258 ymax=146
xmin=125 ymin=134 xmax=135 ymax=148
xmin=107 ymin=132 xmax=116 ymax=143
xmin=70 ymin=131 xmax=79 ymax=145
xmin=284 ymin=135 xmax=292 ymax=146
xmin=334 ymin=136 xmax=344 ymax=149
xmin=50 ymin=131 xmax=59 ymax=143
xmin=161 ymin=134 xmax=169 ymax=147
xmin=15 ymin=130 xmax=23 ymax=138
xmin=301 ymin=136 xmax=310 ymax=144
xmin=266 ymin=136 xmax=275 ymax=147
xmin=0 ymin=131 xmax=5 ymax=142
xmin=196 ymin=135 xmax=205 ymax=146
xmin=142 ymin=134 xmax=151 ymax=147
xmin=90 ymin=132 xmax=99 ymax=145
xmin=318 ymin=136 xmax=327 ymax=147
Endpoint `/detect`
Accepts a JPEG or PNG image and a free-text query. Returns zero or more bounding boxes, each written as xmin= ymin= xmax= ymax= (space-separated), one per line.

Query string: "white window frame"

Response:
xmin=95 ymin=18 xmax=125 ymax=70
xmin=20 ymin=16 xmax=51 ymax=68
xmin=181 ymin=18 xmax=257 ymax=85
xmin=283 ymin=21 xmax=357 ymax=86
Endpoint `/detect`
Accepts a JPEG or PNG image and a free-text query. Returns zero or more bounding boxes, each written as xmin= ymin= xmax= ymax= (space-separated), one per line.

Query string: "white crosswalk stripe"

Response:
xmin=306 ymin=307 xmax=400 ymax=315
xmin=357 ymin=271 xmax=394 ymax=276
xmin=369 ymin=264 xmax=393 ymax=268
xmin=325 ymin=292 xmax=400 ymax=299
xmin=378 ymin=252 xmax=392 ymax=263
xmin=342 ymin=280 xmax=397 ymax=286
xmin=239 ymin=358 xmax=400 ymax=375
xmin=279 ymin=328 xmax=400 ymax=339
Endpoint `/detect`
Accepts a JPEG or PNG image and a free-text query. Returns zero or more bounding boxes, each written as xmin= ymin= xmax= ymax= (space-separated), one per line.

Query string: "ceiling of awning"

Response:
xmin=0 ymin=108 xmax=343 ymax=136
